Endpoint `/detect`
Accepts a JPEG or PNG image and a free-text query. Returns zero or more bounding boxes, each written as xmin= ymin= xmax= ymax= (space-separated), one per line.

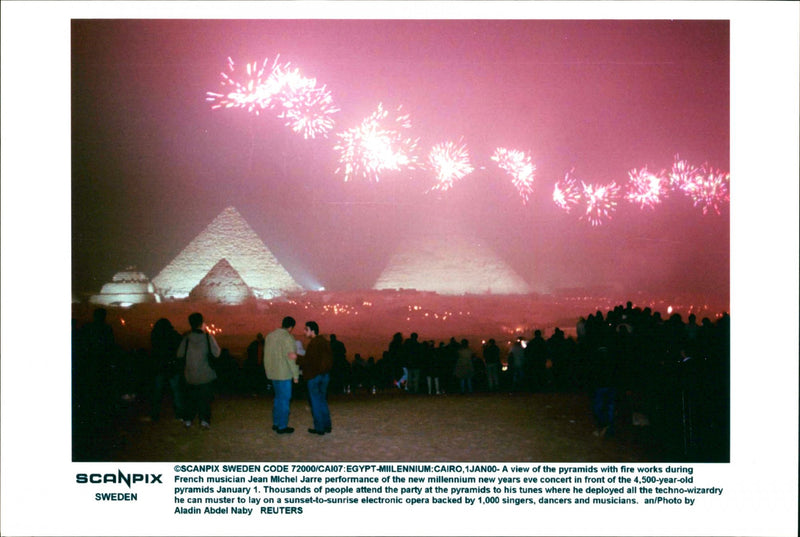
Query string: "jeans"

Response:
xmin=408 ymin=368 xmax=421 ymax=393
xmin=426 ymin=376 xmax=440 ymax=394
xmin=512 ymin=367 xmax=525 ymax=390
xmin=398 ymin=367 xmax=408 ymax=385
xmin=306 ymin=373 xmax=331 ymax=431
xmin=459 ymin=377 xmax=473 ymax=394
xmin=183 ymin=381 xmax=214 ymax=424
xmin=271 ymin=379 xmax=293 ymax=429
xmin=486 ymin=363 xmax=500 ymax=391
xmin=152 ymin=373 xmax=183 ymax=419
xmin=592 ymin=387 xmax=617 ymax=434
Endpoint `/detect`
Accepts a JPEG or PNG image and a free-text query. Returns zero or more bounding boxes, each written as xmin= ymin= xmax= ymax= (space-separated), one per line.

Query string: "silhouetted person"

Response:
xmin=387 ymin=332 xmax=407 ymax=389
xmin=264 ymin=316 xmax=300 ymax=434
xmin=244 ymin=333 xmax=267 ymax=394
xmin=423 ymin=341 xmax=441 ymax=395
xmin=213 ymin=348 xmax=240 ymax=394
xmin=296 ymin=321 xmax=333 ymax=435
xmin=509 ymin=337 xmax=526 ymax=391
xmin=73 ymin=307 xmax=119 ymax=460
xmin=377 ymin=351 xmax=394 ymax=390
xmin=329 ymin=334 xmax=350 ymax=394
xmin=483 ymin=339 xmax=501 ymax=391
xmin=547 ymin=328 xmax=568 ymax=391
xmin=590 ymin=338 xmax=618 ymax=438
xmin=525 ymin=329 xmax=548 ymax=391
xmin=433 ymin=342 xmax=450 ymax=394
xmin=351 ymin=353 xmax=367 ymax=391
xmin=665 ymin=313 xmax=688 ymax=364
xmin=454 ymin=339 xmax=475 ymax=394
xmin=684 ymin=313 xmax=700 ymax=356
xmin=471 ymin=351 xmax=487 ymax=391
xmin=149 ymin=318 xmax=184 ymax=421
xmin=365 ymin=356 xmax=378 ymax=394
xmin=403 ymin=332 xmax=424 ymax=392
xmin=178 ymin=312 xmax=220 ymax=429
xmin=76 ymin=307 xmax=118 ymax=405
xmin=293 ymin=337 xmax=307 ymax=398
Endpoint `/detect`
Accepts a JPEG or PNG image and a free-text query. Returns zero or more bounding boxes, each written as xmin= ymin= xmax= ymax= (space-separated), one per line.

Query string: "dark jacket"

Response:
xmin=298 ymin=335 xmax=333 ymax=381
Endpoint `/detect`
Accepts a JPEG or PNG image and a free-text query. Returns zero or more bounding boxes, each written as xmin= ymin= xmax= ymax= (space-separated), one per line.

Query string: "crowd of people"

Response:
xmin=72 ymin=301 xmax=730 ymax=461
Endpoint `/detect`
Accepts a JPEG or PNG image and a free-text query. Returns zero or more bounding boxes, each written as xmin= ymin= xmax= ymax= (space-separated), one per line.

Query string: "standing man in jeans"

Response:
xmin=297 ymin=321 xmax=333 ymax=435
xmin=263 ymin=316 xmax=300 ymax=434
xmin=178 ymin=312 xmax=220 ymax=430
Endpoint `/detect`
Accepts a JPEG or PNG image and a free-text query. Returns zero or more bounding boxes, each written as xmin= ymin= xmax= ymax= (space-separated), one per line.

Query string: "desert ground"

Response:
xmin=78 ymin=388 xmax=682 ymax=463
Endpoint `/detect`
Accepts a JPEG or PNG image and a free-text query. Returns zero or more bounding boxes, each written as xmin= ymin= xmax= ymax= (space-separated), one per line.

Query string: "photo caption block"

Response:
xmin=166 ymin=462 xmax=723 ymax=516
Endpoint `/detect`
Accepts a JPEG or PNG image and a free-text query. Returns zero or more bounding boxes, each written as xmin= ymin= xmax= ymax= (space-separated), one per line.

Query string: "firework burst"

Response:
xmin=553 ymin=169 xmax=582 ymax=213
xmin=682 ymin=165 xmax=730 ymax=215
xmin=206 ymin=57 xmax=287 ymax=114
xmin=491 ymin=147 xmax=536 ymax=204
xmin=668 ymin=154 xmax=699 ymax=191
xmin=207 ymin=56 xmax=338 ymax=137
xmin=581 ymin=181 xmax=621 ymax=226
xmin=277 ymin=74 xmax=339 ymax=139
xmin=334 ymin=103 xmax=420 ymax=182
xmin=427 ymin=140 xmax=474 ymax=191
xmin=626 ymin=166 xmax=669 ymax=210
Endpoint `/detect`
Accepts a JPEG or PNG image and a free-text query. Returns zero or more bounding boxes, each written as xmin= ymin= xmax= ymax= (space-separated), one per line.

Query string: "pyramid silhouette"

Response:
xmin=189 ymin=258 xmax=254 ymax=305
xmin=153 ymin=207 xmax=303 ymax=299
xmin=373 ymin=234 xmax=532 ymax=295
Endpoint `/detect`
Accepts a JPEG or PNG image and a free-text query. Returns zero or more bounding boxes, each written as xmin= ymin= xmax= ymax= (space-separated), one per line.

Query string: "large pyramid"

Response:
xmin=153 ymin=207 xmax=303 ymax=300
xmin=373 ymin=235 xmax=532 ymax=295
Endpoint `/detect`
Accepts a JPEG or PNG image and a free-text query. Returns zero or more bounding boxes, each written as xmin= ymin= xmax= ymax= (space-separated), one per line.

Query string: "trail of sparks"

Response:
xmin=334 ymin=103 xmax=420 ymax=182
xmin=206 ymin=56 xmax=338 ymax=138
xmin=581 ymin=181 xmax=621 ymax=226
xmin=626 ymin=166 xmax=668 ymax=210
xmin=206 ymin=57 xmax=287 ymax=114
xmin=491 ymin=147 xmax=536 ymax=204
xmin=553 ymin=169 xmax=582 ymax=213
xmin=427 ymin=140 xmax=474 ymax=191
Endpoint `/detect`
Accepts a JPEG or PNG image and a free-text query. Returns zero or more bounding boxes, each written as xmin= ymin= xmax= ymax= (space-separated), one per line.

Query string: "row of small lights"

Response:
xmin=120 ymin=299 xmax=722 ymax=337
xmin=282 ymin=299 xmax=476 ymax=321
xmin=283 ymin=296 xmax=717 ymax=318
xmin=286 ymin=299 xmax=374 ymax=315
xmin=322 ymin=303 xmax=360 ymax=315
xmin=405 ymin=304 xmax=473 ymax=322
xmin=124 ymin=318 xmax=224 ymax=336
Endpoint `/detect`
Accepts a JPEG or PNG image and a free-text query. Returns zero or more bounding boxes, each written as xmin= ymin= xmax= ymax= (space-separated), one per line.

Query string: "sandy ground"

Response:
xmin=98 ymin=390 xmax=668 ymax=463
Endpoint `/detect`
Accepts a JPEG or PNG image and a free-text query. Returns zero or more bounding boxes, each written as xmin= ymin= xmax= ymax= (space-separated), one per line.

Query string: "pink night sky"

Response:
xmin=71 ymin=18 xmax=730 ymax=302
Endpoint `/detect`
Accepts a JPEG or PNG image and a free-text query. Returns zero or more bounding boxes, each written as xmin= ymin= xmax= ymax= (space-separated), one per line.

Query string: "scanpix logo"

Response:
xmin=75 ymin=470 xmax=163 ymax=488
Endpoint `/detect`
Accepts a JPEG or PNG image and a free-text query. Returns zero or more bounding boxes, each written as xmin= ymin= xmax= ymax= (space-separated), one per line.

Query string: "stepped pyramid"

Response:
xmin=373 ymin=234 xmax=532 ymax=295
xmin=189 ymin=258 xmax=254 ymax=305
xmin=153 ymin=207 xmax=302 ymax=300
xmin=90 ymin=267 xmax=161 ymax=306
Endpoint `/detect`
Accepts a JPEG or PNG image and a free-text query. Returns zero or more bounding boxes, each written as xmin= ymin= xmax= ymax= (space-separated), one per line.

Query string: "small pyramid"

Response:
xmin=153 ymin=207 xmax=303 ymax=299
xmin=373 ymin=235 xmax=531 ymax=295
xmin=189 ymin=258 xmax=253 ymax=305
